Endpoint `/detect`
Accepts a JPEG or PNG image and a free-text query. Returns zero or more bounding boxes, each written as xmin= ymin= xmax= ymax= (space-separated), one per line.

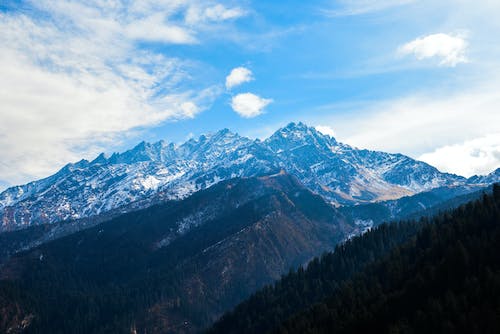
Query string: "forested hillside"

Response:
xmin=210 ymin=184 xmax=500 ymax=334
xmin=0 ymin=174 xmax=352 ymax=333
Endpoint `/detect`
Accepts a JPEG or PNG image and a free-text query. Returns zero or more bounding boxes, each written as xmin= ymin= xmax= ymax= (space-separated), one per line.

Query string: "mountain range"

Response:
xmin=209 ymin=186 xmax=500 ymax=334
xmin=2 ymin=122 xmax=498 ymax=231
xmin=1 ymin=122 xmax=499 ymax=333
xmin=0 ymin=173 xmax=353 ymax=333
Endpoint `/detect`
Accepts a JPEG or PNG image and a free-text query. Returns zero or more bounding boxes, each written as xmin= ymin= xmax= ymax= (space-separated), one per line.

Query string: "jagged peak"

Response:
xmin=123 ymin=139 xmax=175 ymax=153
xmin=152 ymin=139 xmax=175 ymax=149
xmin=73 ymin=159 xmax=90 ymax=168
xmin=105 ymin=139 xmax=178 ymax=165
xmin=283 ymin=121 xmax=308 ymax=130
xmin=490 ymin=167 xmax=500 ymax=175
xmin=184 ymin=128 xmax=238 ymax=144
xmin=185 ymin=129 xmax=246 ymax=149
xmin=271 ymin=122 xmax=335 ymax=139
xmin=216 ymin=128 xmax=232 ymax=135
xmin=206 ymin=128 xmax=241 ymax=141
xmin=467 ymin=166 xmax=500 ymax=184
xmin=276 ymin=121 xmax=311 ymax=134
xmin=55 ymin=159 xmax=92 ymax=177
xmin=90 ymin=153 xmax=108 ymax=165
xmin=134 ymin=140 xmax=148 ymax=149
xmin=265 ymin=121 xmax=338 ymax=152
xmin=90 ymin=123 xmax=339 ymax=167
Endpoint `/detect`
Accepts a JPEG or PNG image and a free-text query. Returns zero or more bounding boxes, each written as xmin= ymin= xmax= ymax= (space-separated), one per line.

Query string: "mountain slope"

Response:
xmin=469 ymin=167 xmax=500 ymax=184
xmin=208 ymin=221 xmax=424 ymax=334
xmin=340 ymin=184 xmax=487 ymax=228
xmin=0 ymin=182 xmax=487 ymax=265
xmin=1 ymin=122 xmax=477 ymax=231
xmin=209 ymin=185 xmax=500 ymax=334
xmin=0 ymin=173 xmax=353 ymax=333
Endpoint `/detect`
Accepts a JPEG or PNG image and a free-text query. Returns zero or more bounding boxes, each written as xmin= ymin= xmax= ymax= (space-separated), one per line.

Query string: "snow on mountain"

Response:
xmin=0 ymin=122 xmax=480 ymax=231
xmin=468 ymin=168 xmax=500 ymax=185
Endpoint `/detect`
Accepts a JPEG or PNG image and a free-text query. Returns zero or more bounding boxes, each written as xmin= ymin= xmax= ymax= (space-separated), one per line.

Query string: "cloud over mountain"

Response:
xmin=0 ymin=1 xmax=245 ymax=187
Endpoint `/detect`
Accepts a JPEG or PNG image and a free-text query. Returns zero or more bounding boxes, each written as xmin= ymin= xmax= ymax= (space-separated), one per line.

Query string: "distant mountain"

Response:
xmin=340 ymin=184 xmax=488 ymax=228
xmin=3 ymin=122 xmax=488 ymax=231
xmin=209 ymin=185 xmax=500 ymax=334
xmin=262 ymin=123 xmax=466 ymax=201
xmin=0 ymin=173 xmax=353 ymax=333
xmin=468 ymin=167 xmax=500 ymax=184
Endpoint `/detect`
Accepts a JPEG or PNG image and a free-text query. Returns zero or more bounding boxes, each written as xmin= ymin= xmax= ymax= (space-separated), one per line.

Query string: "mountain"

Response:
xmin=0 ymin=173 xmax=354 ymax=333
xmin=263 ymin=123 xmax=464 ymax=202
xmin=2 ymin=122 xmax=482 ymax=232
xmin=469 ymin=167 xmax=500 ymax=184
xmin=0 ymin=183 xmax=488 ymax=265
xmin=209 ymin=184 xmax=500 ymax=334
xmin=340 ymin=184 xmax=488 ymax=228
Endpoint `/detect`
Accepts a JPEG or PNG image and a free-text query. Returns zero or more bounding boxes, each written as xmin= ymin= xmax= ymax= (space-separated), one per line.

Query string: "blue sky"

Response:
xmin=1 ymin=0 xmax=500 ymax=189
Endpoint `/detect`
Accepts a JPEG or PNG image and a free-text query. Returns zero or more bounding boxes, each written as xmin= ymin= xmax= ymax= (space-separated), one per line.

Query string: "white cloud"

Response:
xmin=230 ymin=93 xmax=273 ymax=118
xmin=313 ymin=0 xmax=500 ymax=178
xmin=125 ymin=14 xmax=197 ymax=44
xmin=398 ymin=33 xmax=468 ymax=67
xmin=0 ymin=1 xmax=245 ymax=187
xmin=333 ymin=90 xmax=500 ymax=155
xmin=204 ymin=4 xmax=246 ymax=21
xmin=318 ymin=78 xmax=500 ymax=176
xmin=185 ymin=4 xmax=246 ymax=25
xmin=419 ymin=134 xmax=500 ymax=177
xmin=315 ymin=125 xmax=336 ymax=138
xmin=225 ymin=67 xmax=254 ymax=89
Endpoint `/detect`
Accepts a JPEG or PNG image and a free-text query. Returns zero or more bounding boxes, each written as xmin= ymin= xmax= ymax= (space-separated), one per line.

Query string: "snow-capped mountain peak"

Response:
xmin=0 ymin=122 xmax=496 ymax=231
xmin=265 ymin=122 xmax=338 ymax=153
xmin=468 ymin=167 xmax=500 ymax=184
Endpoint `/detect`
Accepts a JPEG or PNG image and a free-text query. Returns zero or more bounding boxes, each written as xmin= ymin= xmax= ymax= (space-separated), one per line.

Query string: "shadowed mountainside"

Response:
xmin=0 ymin=173 xmax=353 ymax=333
xmin=209 ymin=185 xmax=500 ymax=334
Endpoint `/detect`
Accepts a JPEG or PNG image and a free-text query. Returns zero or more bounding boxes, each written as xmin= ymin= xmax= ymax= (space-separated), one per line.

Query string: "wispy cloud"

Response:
xmin=0 ymin=0 xmax=243 ymax=187
xmin=398 ymin=33 xmax=468 ymax=67
xmin=230 ymin=93 xmax=273 ymax=118
xmin=185 ymin=3 xmax=246 ymax=25
xmin=322 ymin=0 xmax=415 ymax=17
xmin=317 ymin=77 xmax=500 ymax=176
xmin=310 ymin=0 xmax=500 ymax=177
xmin=125 ymin=14 xmax=197 ymax=44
